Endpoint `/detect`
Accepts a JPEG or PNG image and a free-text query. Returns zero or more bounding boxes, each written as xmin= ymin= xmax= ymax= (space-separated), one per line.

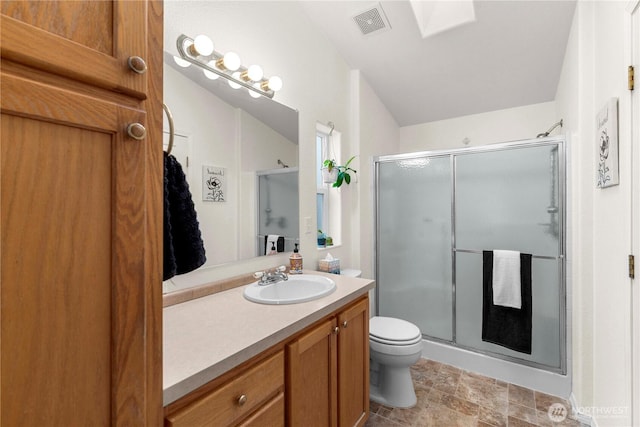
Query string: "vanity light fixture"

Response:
xmin=191 ymin=34 xmax=215 ymax=56
xmin=176 ymin=34 xmax=283 ymax=99
xmin=173 ymin=56 xmax=191 ymax=68
xmin=203 ymin=60 xmax=219 ymax=80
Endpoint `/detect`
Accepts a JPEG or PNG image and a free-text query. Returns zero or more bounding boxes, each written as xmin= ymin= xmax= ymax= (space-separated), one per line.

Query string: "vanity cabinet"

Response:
xmin=1 ymin=1 xmax=163 ymax=425
xmin=287 ymin=296 xmax=370 ymax=427
xmin=1 ymin=0 xmax=149 ymax=98
xmin=164 ymin=295 xmax=370 ymax=427
xmin=165 ymin=351 xmax=285 ymax=427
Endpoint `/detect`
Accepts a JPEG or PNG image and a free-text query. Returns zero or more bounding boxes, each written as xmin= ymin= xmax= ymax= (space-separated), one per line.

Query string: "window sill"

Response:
xmin=317 ymin=244 xmax=342 ymax=252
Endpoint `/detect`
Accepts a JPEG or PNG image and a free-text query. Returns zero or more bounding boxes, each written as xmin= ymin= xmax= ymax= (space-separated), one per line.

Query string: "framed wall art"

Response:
xmin=203 ymin=165 xmax=226 ymax=202
xmin=596 ymin=97 xmax=619 ymax=188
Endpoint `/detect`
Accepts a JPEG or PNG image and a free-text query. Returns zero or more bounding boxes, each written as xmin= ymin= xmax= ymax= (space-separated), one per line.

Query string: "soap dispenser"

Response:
xmin=268 ymin=241 xmax=277 ymax=255
xmin=289 ymin=243 xmax=303 ymax=274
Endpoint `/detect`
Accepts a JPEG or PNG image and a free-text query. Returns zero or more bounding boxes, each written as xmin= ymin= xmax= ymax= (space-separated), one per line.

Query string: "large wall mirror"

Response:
xmin=162 ymin=44 xmax=299 ymax=294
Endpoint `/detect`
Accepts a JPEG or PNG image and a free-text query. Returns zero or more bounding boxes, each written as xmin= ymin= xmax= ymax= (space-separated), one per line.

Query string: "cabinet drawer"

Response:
xmin=237 ymin=392 xmax=284 ymax=427
xmin=166 ymin=351 xmax=284 ymax=427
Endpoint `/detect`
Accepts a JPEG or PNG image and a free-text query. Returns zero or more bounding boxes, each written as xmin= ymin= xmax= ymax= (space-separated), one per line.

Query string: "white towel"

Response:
xmin=492 ymin=250 xmax=522 ymax=309
xmin=266 ymin=235 xmax=280 ymax=255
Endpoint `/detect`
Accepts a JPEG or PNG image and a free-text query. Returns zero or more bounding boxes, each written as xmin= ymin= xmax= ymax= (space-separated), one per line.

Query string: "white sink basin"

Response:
xmin=243 ymin=274 xmax=336 ymax=305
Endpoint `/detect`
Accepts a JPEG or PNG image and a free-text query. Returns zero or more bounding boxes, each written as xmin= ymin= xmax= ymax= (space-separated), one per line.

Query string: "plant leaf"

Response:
xmin=344 ymin=155 xmax=356 ymax=168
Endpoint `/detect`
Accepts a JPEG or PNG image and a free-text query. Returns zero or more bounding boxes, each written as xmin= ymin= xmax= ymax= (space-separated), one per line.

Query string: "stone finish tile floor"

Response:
xmin=365 ymin=358 xmax=587 ymax=427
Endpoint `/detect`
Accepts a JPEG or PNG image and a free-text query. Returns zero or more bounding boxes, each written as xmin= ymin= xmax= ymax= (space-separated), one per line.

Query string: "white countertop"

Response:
xmin=163 ymin=271 xmax=375 ymax=406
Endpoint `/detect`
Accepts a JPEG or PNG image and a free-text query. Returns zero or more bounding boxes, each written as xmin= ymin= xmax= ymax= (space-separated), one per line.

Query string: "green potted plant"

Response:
xmin=321 ymin=160 xmax=338 ymax=184
xmin=317 ymin=229 xmax=327 ymax=247
xmin=322 ymin=156 xmax=357 ymax=188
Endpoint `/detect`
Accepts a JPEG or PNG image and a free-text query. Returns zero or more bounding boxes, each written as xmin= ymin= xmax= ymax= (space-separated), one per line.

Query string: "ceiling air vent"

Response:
xmin=353 ymin=3 xmax=391 ymax=36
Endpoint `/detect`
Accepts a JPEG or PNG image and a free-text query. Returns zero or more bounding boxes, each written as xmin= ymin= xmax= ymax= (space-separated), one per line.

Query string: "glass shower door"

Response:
xmin=377 ymin=156 xmax=453 ymax=341
xmin=454 ymin=144 xmax=563 ymax=369
xmin=257 ymin=169 xmax=299 ymax=255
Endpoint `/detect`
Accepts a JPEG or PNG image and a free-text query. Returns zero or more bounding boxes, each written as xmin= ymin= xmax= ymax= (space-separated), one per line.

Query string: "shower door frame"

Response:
xmin=374 ymin=136 xmax=567 ymax=374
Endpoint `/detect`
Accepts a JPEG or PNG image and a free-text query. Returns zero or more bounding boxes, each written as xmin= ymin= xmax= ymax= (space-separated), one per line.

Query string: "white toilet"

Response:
xmin=369 ymin=316 xmax=422 ymax=408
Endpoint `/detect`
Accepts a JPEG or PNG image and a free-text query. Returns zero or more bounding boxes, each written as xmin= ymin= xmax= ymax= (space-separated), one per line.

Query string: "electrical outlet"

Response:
xmin=304 ymin=217 xmax=312 ymax=234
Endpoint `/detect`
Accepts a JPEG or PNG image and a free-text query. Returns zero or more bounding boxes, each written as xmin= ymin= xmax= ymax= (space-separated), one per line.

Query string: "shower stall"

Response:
xmin=375 ymin=137 xmax=567 ymax=393
xmin=256 ymin=168 xmax=299 ymax=255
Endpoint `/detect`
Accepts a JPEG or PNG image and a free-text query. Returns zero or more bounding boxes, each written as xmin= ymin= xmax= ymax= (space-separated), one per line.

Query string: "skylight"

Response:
xmin=409 ymin=0 xmax=476 ymax=39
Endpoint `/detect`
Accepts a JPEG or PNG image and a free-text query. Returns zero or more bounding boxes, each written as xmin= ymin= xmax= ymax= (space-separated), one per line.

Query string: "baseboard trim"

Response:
xmin=570 ymin=393 xmax=597 ymax=426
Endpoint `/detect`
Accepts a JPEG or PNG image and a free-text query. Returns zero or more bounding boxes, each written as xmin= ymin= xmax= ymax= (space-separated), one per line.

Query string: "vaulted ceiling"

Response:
xmin=300 ymin=1 xmax=576 ymax=126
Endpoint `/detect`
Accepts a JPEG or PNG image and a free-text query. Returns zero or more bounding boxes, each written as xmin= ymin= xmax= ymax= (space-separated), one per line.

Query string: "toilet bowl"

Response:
xmin=369 ymin=316 xmax=422 ymax=408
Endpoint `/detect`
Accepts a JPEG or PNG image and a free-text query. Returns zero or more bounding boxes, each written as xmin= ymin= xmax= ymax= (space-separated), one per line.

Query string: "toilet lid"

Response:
xmin=369 ymin=316 xmax=421 ymax=345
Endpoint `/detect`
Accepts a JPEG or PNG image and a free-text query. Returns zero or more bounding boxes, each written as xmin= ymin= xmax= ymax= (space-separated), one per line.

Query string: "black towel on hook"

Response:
xmin=163 ymin=152 xmax=206 ymax=281
xmin=481 ymin=251 xmax=532 ymax=354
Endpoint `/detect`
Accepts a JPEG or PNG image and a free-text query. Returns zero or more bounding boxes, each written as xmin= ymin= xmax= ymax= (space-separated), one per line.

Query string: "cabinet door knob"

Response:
xmin=128 ymin=56 xmax=148 ymax=74
xmin=333 ymin=326 xmax=340 ymax=334
xmin=237 ymin=394 xmax=247 ymax=406
xmin=127 ymin=123 xmax=146 ymax=140
xmin=342 ymin=320 xmax=348 ymax=328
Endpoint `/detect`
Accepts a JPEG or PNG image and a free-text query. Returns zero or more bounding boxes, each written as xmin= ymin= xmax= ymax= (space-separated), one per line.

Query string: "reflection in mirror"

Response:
xmin=163 ymin=52 xmax=299 ymax=294
xmin=257 ymin=168 xmax=299 ymax=255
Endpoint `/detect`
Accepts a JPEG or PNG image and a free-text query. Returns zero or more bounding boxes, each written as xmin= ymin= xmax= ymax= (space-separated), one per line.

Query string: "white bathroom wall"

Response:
xmin=398 ymin=101 xmax=558 ymax=152
xmin=555 ymin=1 xmax=634 ymax=425
xmin=555 ymin=0 xmax=594 ymax=413
xmin=351 ymin=70 xmax=400 ymax=281
xmin=164 ymin=1 xmax=353 ymax=281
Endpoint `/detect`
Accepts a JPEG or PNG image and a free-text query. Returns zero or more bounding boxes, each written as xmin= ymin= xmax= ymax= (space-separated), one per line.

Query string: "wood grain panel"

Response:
xmin=144 ymin=0 xmax=165 ymax=425
xmin=237 ymin=392 xmax=284 ymax=427
xmin=1 ymin=114 xmax=113 ymax=425
xmin=1 ymin=0 xmax=162 ymax=424
xmin=287 ymin=319 xmax=338 ymax=427
xmin=166 ymin=351 xmax=284 ymax=427
xmin=1 ymin=71 xmax=149 ymax=425
xmin=1 ymin=1 xmax=147 ymax=98
xmin=1 ymin=1 xmax=113 ymax=54
xmin=338 ymin=298 xmax=370 ymax=427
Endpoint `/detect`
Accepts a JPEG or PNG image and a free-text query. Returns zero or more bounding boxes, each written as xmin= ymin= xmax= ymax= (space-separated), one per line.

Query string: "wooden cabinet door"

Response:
xmin=287 ymin=318 xmax=338 ymax=427
xmin=338 ymin=298 xmax=370 ymax=427
xmin=0 ymin=72 xmax=150 ymax=425
xmin=1 ymin=0 xmax=147 ymax=98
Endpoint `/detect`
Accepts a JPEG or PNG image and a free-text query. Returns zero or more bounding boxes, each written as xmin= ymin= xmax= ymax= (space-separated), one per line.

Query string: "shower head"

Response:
xmin=536 ymin=119 xmax=563 ymax=138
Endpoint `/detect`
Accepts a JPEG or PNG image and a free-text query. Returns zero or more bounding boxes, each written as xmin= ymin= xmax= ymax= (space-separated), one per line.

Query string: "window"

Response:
xmin=316 ymin=124 xmax=341 ymax=247
xmin=316 ymin=132 xmax=330 ymax=234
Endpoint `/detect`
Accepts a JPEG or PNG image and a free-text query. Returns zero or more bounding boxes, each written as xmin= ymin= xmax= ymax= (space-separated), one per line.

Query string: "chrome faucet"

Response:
xmin=254 ymin=265 xmax=288 ymax=286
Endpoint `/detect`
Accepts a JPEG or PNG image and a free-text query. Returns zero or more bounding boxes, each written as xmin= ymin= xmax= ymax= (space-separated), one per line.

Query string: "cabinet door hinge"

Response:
xmin=630 ymin=254 xmax=635 ymax=279
xmin=629 ymin=66 xmax=635 ymax=91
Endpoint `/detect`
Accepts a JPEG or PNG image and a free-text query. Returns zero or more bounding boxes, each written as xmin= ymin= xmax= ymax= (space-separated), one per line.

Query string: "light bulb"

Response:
xmin=173 ymin=56 xmax=191 ymax=68
xmin=248 ymin=84 xmax=262 ymax=98
xmin=192 ymin=34 xmax=214 ymax=56
xmin=246 ymin=65 xmax=264 ymax=82
xmin=262 ymin=76 xmax=283 ymax=92
xmin=223 ymin=52 xmax=241 ymax=71
xmin=269 ymin=76 xmax=283 ymax=91
xmin=203 ymin=61 xmax=219 ymax=80
xmin=228 ymin=71 xmax=242 ymax=89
